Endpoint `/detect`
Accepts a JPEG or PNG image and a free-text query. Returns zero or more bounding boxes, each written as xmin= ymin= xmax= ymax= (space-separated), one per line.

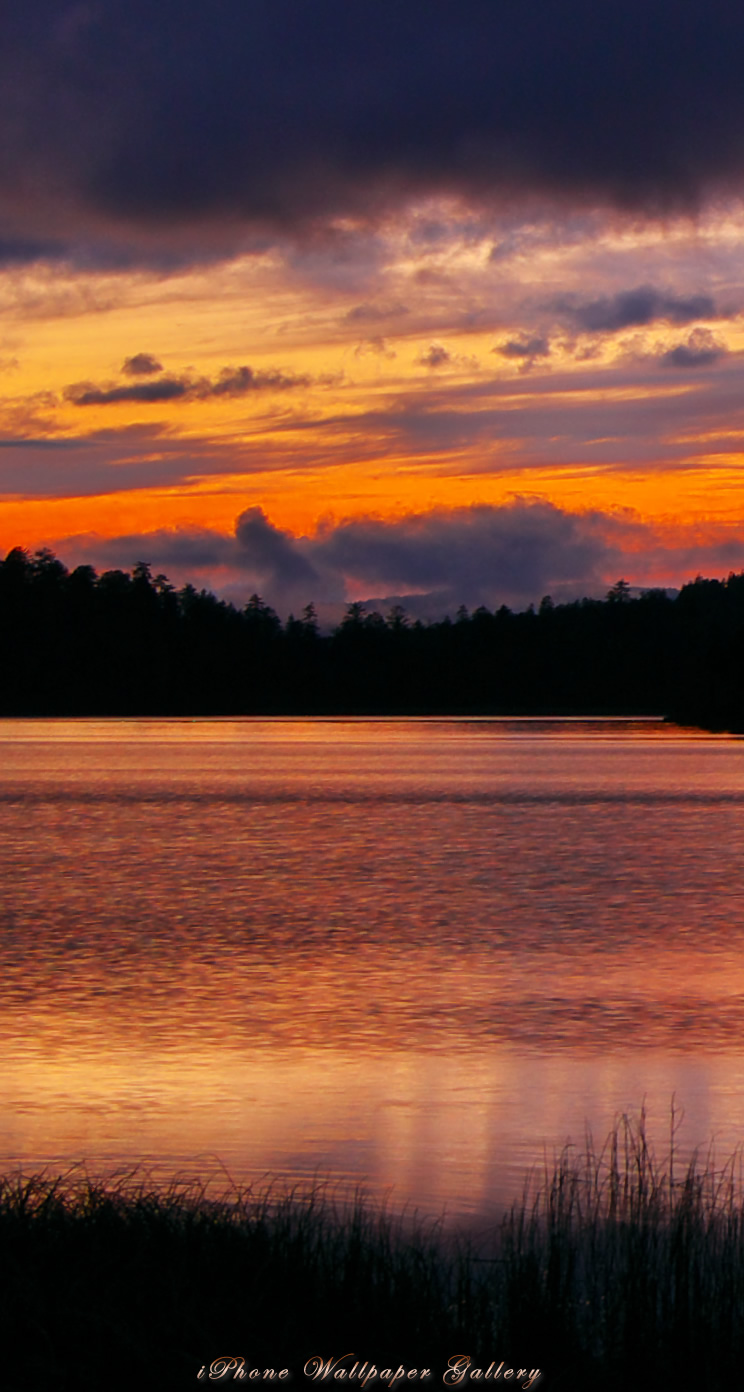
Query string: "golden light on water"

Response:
xmin=4 ymin=719 xmax=744 ymax=1216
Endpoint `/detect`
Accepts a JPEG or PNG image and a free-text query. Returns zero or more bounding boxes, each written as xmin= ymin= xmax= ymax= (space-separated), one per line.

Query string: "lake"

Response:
xmin=3 ymin=716 xmax=744 ymax=1221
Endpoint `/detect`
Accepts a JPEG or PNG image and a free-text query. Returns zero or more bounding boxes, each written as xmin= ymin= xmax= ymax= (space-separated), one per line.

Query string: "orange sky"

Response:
xmin=4 ymin=2 xmax=744 ymax=612
xmin=3 ymin=201 xmax=744 ymax=609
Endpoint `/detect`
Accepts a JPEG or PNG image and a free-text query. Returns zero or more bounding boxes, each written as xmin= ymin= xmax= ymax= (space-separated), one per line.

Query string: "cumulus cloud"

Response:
xmin=659 ymin=327 xmax=726 ymax=368
xmin=122 ymin=353 xmax=163 ymax=376
xmin=65 ymin=363 xmax=310 ymax=405
xmin=494 ymin=335 xmax=551 ymax=360
xmin=208 ymin=365 xmax=309 ymax=395
xmin=554 ymin=286 xmax=716 ymax=333
xmin=51 ymin=510 xmax=340 ymax=611
xmin=45 ymin=501 xmax=622 ymax=613
xmin=310 ymin=501 xmax=615 ymax=608
xmin=44 ymin=499 xmax=744 ymax=618
xmin=353 ymin=336 xmax=397 ymax=359
xmin=418 ymin=343 xmax=452 ymax=368
xmin=234 ymin=507 xmax=321 ymax=591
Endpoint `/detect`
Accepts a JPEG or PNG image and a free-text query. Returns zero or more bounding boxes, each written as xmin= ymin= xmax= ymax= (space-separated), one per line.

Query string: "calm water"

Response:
xmin=4 ymin=716 xmax=744 ymax=1219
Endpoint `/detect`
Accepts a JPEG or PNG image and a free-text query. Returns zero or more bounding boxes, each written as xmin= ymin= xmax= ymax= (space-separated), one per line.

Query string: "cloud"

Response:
xmin=418 ymin=343 xmax=452 ymax=368
xmin=207 ymin=365 xmax=309 ymax=396
xmin=659 ymin=327 xmax=726 ymax=368
xmin=65 ymin=363 xmax=310 ymax=405
xmin=345 ymin=302 xmax=408 ymax=323
xmin=0 ymin=236 xmax=66 ymax=267
xmin=353 ymin=336 xmax=397 ymax=359
xmin=43 ymin=498 xmax=744 ymax=619
xmin=122 ymin=353 xmax=163 ymax=376
xmin=12 ymin=328 xmax=744 ymax=503
xmin=494 ymin=335 xmax=550 ymax=359
xmin=51 ymin=510 xmax=342 ymax=611
xmin=43 ymin=500 xmax=620 ymax=613
xmin=234 ymin=507 xmax=321 ymax=590
xmin=66 ymin=377 xmax=189 ymax=406
xmin=282 ymin=345 xmax=744 ymax=474
xmin=60 ymin=526 xmax=237 ymax=574
xmin=311 ymin=500 xmax=615 ymax=607
xmin=6 ymin=2 xmax=744 ymax=265
xmin=0 ymin=424 xmax=290 ymax=497
xmin=555 ymin=286 xmax=716 ymax=333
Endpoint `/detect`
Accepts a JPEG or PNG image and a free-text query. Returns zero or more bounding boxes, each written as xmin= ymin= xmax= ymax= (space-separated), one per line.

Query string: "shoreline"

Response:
xmin=3 ymin=1116 xmax=743 ymax=1390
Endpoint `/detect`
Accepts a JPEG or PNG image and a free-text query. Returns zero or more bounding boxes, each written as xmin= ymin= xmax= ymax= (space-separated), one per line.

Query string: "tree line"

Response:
xmin=2 ymin=545 xmax=744 ymax=726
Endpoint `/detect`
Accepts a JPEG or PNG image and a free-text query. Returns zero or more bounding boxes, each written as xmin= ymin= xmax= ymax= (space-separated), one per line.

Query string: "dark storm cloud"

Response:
xmin=65 ymin=364 xmax=309 ymax=405
xmin=0 ymin=236 xmax=66 ymax=266
xmin=556 ymin=287 xmax=717 ymax=333
xmin=122 ymin=353 xmax=163 ymax=376
xmin=6 ymin=1 xmax=744 ymax=263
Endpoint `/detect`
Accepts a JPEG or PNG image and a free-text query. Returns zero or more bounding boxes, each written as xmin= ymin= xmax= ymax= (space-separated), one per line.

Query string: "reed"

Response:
xmin=1 ymin=1111 xmax=740 ymax=1391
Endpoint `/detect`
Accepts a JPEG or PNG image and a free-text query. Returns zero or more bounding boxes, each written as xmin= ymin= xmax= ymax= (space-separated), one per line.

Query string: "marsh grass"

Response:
xmin=2 ymin=1110 xmax=743 ymax=1390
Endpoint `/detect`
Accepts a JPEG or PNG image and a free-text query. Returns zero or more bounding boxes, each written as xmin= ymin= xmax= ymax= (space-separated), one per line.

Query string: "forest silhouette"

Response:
xmin=2 ymin=545 xmax=743 ymax=727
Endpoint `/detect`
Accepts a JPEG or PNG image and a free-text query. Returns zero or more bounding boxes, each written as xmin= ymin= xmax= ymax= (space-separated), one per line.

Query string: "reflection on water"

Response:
xmin=3 ymin=717 xmax=744 ymax=1216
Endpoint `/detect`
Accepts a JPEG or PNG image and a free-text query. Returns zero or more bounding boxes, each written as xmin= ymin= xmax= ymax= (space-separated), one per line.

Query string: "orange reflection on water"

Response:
xmin=6 ymin=1029 xmax=744 ymax=1218
xmin=3 ymin=718 xmax=744 ymax=1217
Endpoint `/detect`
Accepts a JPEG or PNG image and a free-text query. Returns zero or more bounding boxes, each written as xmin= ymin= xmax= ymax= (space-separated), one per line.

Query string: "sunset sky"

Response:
xmin=5 ymin=0 xmax=744 ymax=614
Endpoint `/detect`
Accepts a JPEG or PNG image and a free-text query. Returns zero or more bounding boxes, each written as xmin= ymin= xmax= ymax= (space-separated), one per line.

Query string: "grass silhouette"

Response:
xmin=1 ymin=1109 xmax=741 ymax=1390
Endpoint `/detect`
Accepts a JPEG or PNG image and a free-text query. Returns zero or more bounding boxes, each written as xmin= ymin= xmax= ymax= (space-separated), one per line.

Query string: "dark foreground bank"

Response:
xmin=1 ymin=1115 xmax=742 ymax=1392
